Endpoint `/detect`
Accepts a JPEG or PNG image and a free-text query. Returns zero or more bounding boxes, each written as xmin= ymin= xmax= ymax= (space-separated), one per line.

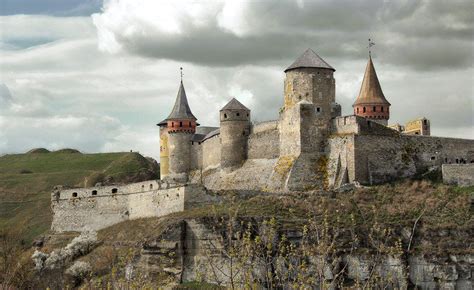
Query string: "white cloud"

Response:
xmin=0 ymin=2 xmax=472 ymax=159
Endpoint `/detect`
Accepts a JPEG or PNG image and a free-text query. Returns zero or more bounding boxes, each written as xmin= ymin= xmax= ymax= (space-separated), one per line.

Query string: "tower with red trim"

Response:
xmin=157 ymin=79 xmax=197 ymax=182
xmin=353 ymin=55 xmax=391 ymax=125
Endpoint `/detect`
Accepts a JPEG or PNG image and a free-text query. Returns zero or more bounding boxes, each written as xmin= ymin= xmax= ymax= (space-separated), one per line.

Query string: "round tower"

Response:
xmin=220 ymin=98 xmax=251 ymax=171
xmin=283 ymin=48 xmax=336 ymax=122
xmin=353 ymin=55 xmax=391 ymax=125
xmin=161 ymin=80 xmax=197 ymax=183
xmin=280 ymin=48 xmax=336 ymax=156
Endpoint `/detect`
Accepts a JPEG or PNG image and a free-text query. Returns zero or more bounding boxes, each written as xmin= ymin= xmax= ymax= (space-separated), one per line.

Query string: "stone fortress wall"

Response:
xmin=442 ymin=164 xmax=474 ymax=186
xmin=51 ymin=180 xmax=208 ymax=232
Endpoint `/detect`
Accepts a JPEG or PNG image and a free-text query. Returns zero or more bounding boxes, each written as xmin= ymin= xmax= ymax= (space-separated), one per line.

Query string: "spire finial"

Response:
xmin=180 ymin=67 xmax=183 ymax=82
xmin=368 ymin=38 xmax=375 ymax=57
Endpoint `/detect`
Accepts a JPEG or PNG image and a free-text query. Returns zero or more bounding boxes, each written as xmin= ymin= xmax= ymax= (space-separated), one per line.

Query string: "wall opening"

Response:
xmin=150 ymin=184 xmax=153 ymax=190
xmin=179 ymin=121 xmax=183 ymax=127
xmin=430 ymin=156 xmax=436 ymax=161
xmin=236 ymin=112 xmax=240 ymax=117
xmin=72 ymin=192 xmax=78 ymax=197
xmin=92 ymin=190 xmax=97 ymax=196
xmin=224 ymin=113 xmax=227 ymax=119
xmin=141 ymin=185 xmax=145 ymax=191
xmin=363 ymin=107 xmax=366 ymax=113
xmin=423 ymin=119 xmax=428 ymax=125
xmin=356 ymin=107 xmax=359 ymax=113
xmin=316 ymin=107 xmax=321 ymax=113
xmin=373 ymin=106 xmax=376 ymax=112
xmin=112 ymin=188 xmax=118 ymax=193
xmin=381 ymin=107 xmax=384 ymax=112
xmin=171 ymin=122 xmax=174 ymax=127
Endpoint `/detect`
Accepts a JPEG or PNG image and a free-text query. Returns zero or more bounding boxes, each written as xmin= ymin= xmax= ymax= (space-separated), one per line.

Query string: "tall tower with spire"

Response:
xmin=157 ymin=72 xmax=197 ymax=182
xmin=353 ymin=55 xmax=391 ymax=125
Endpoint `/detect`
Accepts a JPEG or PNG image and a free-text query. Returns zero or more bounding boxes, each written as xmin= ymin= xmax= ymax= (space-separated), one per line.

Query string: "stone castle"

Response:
xmin=157 ymin=49 xmax=473 ymax=190
xmin=51 ymin=49 xmax=474 ymax=232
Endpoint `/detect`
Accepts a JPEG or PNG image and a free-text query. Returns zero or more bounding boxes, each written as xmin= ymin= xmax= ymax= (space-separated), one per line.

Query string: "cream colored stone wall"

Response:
xmin=51 ymin=181 xmax=204 ymax=232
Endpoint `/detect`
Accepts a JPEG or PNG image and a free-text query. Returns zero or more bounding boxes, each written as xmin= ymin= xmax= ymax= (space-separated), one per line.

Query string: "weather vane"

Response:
xmin=368 ymin=38 xmax=375 ymax=57
xmin=180 ymin=67 xmax=183 ymax=81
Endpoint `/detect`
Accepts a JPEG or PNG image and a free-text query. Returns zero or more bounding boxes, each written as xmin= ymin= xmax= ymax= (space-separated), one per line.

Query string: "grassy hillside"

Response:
xmin=0 ymin=150 xmax=159 ymax=243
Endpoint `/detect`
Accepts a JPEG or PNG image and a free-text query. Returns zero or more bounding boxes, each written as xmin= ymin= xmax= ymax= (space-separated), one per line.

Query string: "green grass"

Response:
xmin=0 ymin=151 xmax=159 ymax=243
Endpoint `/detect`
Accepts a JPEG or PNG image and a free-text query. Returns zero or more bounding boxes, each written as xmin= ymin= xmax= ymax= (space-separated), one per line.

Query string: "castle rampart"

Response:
xmin=51 ymin=180 xmax=207 ymax=232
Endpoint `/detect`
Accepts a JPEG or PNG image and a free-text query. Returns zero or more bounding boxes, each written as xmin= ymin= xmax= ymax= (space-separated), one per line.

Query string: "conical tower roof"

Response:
xmin=353 ymin=56 xmax=390 ymax=106
xmin=166 ymin=81 xmax=197 ymax=120
xmin=285 ymin=48 xmax=335 ymax=72
xmin=220 ymin=98 xmax=250 ymax=111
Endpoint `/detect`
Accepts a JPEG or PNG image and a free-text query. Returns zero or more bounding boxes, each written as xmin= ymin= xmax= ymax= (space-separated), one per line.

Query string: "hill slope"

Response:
xmin=0 ymin=151 xmax=159 ymax=242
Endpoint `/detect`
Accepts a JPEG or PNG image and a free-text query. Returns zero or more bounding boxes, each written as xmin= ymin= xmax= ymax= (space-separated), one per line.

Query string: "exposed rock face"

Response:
xmin=120 ymin=219 xmax=473 ymax=289
xmin=32 ymin=231 xmax=98 ymax=271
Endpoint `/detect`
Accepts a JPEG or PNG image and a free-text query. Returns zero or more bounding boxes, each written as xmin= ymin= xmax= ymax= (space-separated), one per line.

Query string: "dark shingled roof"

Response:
xmin=353 ymin=56 xmax=391 ymax=106
xmin=220 ymin=98 xmax=250 ymax=111
xmin=202 ymin=128 xmax=220 ymax=142
xmin=166 ymin=81 xmax=197 ymax=120
xmin=191 ymin=134 xmax=206 ymax=142
xmin=285 ymin=48 xmax=335 ymax=72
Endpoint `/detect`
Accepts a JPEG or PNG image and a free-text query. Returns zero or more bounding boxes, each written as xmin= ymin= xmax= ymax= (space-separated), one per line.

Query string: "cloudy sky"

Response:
xmin=1 ymin=0 xmax=473 ymax=160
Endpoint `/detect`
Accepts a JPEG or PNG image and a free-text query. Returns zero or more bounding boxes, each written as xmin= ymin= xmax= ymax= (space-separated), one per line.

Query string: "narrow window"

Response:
xmin=381 ymin=107 xmax=384 ymax=112
xmin=236 ymin=112 xmax=240 ymax=117
xmin=455 ymin=159 xmax=459 ymax=164
xmin=356 ymin=107 xmax=359 ymax=113
xmin=189 ymin=121 xmax=192 ymax=126
xmin=444 ymin=158 xmax=448 ymax=162
xmin=423 ymin=120 xmax=428 ymax=125
xmin=373 ymin=106 xmax=376 ymax=112
xmin=112 ymin=188 xmax=118 ymax=193
xmin=72 ymin=192 xmax=78 ymax=197
xmin=179 ymin=121 xmax=182 ymax=127
xmin=92 ymin=190 xmax=97 ymax=196
xmin=171 ymin=122 xmax=174 ymax=127
xmin=363 ymin=107 xmax=366 ymax=113
xmin=247 ymin=113 xmax=249 ymax=117
xmin=150 ymin=184 xmax=153 ymax=190
xmin=430 ymin=156 xmax=436 ymax=161
xmin=316 ymin=107 xmax=321 ymax=113
xmin=224 ymin=113 xmax=227 ymax=119
xmin=141 ymin=185 xmax=145 ymax=191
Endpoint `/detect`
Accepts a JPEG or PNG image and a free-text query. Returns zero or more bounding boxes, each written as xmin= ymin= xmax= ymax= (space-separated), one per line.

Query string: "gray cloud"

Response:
xmin=93 ymin=0 xmax=473 ymax=71
xmin=0 ymin=1 xmax=472 ymax=159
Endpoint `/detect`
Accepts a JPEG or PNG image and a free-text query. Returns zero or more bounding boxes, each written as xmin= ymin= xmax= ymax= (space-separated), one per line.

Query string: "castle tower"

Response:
xmin=280 ymin=48 xmax=336 ymax=156
xmin=158 ymin=80 xmax=197 ymax=182
xmin=278 ymin=49 xmax=337 ymax=190
xmin=220 ymin=98 xmax=251 ymax=171
xmin=353 ymin=56 xmax=391 ymax=125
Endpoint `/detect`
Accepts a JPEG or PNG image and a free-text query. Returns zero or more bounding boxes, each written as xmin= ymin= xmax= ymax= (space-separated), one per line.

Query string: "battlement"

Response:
xmin=331 ymin=115 xmax=399 ymax=136
xmin=51 ymin=180 xmax=208 ymax=232
xmin=52 ymin=180 xmax=182 ymax=201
